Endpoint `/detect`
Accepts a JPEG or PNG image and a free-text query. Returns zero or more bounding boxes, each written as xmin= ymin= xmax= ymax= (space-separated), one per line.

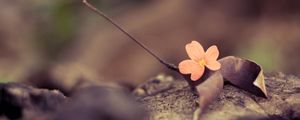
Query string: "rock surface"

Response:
xmin=0 ymin=83 xmax=145 ymax=120
xmin=133 ymin=73 xmax=300 ymax=120
xmin=0 ymin=72 xmax=299 ymax=120
xmin=0 ymin=83 xmax=66 ymax=120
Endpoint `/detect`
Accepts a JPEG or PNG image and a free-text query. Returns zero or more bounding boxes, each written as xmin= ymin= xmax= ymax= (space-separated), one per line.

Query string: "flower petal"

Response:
xmin=190 ymin=66 xmax=205 ymax=81
xmin=179 ymin=60 xmax=198 ymax=74
xmin=186 ymin=41 xmax=205 ymax=61
xmin=206 ymin=60 xmax=221 ymax=70
xmin=179 ymin=60 xmax=205 ymax=81
xmin=205 ymin=45 xmax=219 ymax=61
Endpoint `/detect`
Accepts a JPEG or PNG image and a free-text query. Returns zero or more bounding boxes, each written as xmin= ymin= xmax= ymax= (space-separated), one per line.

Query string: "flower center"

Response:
xmin=198 ymin=59 xmax=206 ymax=67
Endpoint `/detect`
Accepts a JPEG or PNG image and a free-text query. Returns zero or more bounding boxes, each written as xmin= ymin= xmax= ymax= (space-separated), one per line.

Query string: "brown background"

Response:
xmin=0 ymin=0 xmax=299 ymax=86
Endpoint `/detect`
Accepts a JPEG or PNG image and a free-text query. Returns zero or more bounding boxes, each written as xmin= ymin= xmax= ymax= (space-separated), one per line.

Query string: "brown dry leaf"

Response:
xmin=195 ymin=71 xmax=223 ymax=111
xmin=218 ymin=56 xmax=267 ymax=97
xmin=182 ymin=70 xmax=223 ymax=116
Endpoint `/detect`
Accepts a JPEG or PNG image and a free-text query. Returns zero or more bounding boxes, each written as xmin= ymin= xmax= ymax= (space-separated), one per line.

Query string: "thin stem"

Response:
xmin=82 ymin=0 xmax=178 ymax=71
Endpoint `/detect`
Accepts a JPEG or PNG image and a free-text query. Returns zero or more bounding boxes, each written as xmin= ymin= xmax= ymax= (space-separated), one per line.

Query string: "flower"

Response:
xmin=179 ymin=41 xmax=221 ymax=81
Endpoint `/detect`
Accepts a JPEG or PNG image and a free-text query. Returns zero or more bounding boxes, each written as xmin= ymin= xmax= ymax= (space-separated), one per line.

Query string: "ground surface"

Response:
xmin=133 ymin=72 xmax=300 ymax=120
xmin=0 ymin=72 xmax=299 ymax=120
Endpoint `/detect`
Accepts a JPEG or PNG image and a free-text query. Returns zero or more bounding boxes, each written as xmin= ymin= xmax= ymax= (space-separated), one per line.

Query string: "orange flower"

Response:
xmin=179 ymin=41 xmax=221 ymax=81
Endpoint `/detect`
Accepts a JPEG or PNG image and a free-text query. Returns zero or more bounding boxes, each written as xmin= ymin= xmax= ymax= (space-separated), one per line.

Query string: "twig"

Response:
xmin=82 ymin=0 xmax=178 ymax=71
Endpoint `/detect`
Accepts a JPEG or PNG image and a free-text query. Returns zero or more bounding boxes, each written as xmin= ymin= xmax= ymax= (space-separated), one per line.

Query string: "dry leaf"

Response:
xmin=182 ymin=69 xmax=223 ymax=116
xmin=218 ymin=56 xmax=267 ymax=97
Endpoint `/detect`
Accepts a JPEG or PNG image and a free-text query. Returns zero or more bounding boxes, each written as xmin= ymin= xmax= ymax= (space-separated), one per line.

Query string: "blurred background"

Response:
xmin=0 ymin=0 xmax=299 ymax=87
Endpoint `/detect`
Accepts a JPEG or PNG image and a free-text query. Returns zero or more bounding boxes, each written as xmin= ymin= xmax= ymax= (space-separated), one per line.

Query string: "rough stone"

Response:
xmin=134 ymin=72 xmax=300 ymax=120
